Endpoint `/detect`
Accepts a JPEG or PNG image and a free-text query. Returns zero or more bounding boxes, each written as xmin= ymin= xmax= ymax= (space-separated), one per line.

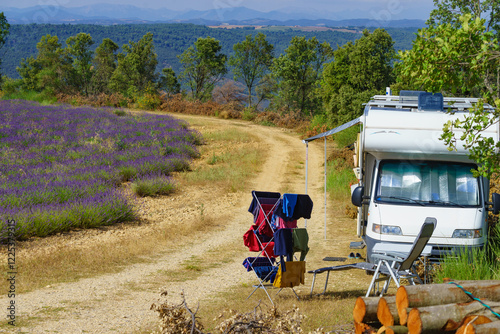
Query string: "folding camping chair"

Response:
xmin=243 ymin=191 xmax=313 ymax=305
xmin=365 ymin=217 xmax=436 ymax=297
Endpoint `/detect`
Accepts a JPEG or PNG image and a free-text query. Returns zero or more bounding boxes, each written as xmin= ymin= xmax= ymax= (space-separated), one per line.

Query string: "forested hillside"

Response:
xmin=2 ymin=23 xmax=418 ymax=79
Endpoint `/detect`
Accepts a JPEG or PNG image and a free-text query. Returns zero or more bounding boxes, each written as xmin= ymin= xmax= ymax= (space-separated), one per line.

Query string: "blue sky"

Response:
xmin=2 ymin=0 xmax=436 ymax=19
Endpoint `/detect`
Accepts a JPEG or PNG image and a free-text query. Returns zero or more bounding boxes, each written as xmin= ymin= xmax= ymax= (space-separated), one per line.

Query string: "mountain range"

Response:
xmin=2 ymin=4 xmax=426 ymax=27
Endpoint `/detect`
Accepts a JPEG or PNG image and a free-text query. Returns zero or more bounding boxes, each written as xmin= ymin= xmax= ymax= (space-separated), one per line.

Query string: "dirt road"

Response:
xmin=1 ymin=114 xmax=365 ymax=333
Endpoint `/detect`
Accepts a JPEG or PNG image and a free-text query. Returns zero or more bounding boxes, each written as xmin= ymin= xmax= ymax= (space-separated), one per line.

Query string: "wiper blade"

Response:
xmin=428 ymin=200 xmax=465 ymax=208
xmin=377 ymin=196 xmax=425 ymax=206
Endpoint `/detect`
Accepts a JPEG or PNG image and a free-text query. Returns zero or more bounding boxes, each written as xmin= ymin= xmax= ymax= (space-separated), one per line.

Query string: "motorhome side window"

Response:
xmin=375 ymin=161 xmax=480 ymax=207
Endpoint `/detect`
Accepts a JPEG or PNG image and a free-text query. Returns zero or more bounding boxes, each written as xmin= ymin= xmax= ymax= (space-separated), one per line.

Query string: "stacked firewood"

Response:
xmin=353 ymin=280 xmax=500 ymax=334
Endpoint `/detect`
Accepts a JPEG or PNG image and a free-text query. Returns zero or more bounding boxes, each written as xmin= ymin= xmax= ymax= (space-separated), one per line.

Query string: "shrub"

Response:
xmin=130 ymin=174 xmax=175 ymax=197
xmin=241 ymin=107 xmax=257 ymax=121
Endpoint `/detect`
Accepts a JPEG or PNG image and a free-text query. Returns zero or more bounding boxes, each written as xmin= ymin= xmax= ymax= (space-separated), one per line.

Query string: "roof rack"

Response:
xmin=369 ymin=93 xmax=495 ymax=112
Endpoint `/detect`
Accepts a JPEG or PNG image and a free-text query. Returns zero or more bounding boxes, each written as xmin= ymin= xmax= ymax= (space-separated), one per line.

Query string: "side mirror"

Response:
xmin=492 ymin=193 xmax=500 ymax=215
xmin=351 ymin=186 xmax=364 ymax=207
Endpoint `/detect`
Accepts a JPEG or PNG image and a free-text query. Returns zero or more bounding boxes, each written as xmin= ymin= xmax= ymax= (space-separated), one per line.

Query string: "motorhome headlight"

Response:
xmin=452 ymin=229 xmax=482 ymax=239
xmin=372 ymin=224 xmax=402 ymax=235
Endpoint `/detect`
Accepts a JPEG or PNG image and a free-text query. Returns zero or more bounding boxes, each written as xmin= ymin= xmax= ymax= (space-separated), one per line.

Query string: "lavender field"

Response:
xmin=0 ymin=100 xmax=201 ymax=241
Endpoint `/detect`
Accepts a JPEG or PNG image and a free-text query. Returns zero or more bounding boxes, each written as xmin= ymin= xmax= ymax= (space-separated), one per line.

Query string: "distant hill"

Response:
xmin=0 ymin=23 xmax=419 ymax=80
xmin=2 ymin=4 xmax=427 ymax=28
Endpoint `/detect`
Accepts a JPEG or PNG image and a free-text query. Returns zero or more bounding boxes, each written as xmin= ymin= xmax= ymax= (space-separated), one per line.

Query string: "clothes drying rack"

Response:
xmin=243 ymin=190 xmax=313 ymax=305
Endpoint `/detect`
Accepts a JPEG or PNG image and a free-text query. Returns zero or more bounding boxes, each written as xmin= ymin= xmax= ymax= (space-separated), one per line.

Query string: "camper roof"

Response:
xmin=368 ymin=92 xmax=495 ymax=112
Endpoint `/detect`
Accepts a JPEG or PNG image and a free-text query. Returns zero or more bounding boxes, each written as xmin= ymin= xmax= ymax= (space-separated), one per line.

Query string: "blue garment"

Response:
xmin=275 ymin=194 xmax=313 ymax=221
xmin=242 ymin=257 xmax=274 ymax=271
xmin=273 ymin=228 xmax=294 ymax=271
xmin=253 ymin=266 xmax=277 ymax=282
xmin=282 ymin=194 xmax=298 ymax=218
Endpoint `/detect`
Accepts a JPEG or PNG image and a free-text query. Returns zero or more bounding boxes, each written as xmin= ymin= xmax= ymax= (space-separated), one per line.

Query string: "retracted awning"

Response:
xmin=303 ymin=117 xmax=362 ymax=143
xmin=302 ymin=116 xmax=363 ymax=238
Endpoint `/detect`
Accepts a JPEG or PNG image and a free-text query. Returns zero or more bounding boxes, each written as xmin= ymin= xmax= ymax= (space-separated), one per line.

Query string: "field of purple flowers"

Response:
xmin=0 ymin=100 xmax=201 ymax=240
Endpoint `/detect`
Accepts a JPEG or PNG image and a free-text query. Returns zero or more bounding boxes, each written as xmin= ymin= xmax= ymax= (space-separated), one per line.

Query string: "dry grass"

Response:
xmin=197 ymin=286 xmax=360 ymax=332
xmin=146 ymin=234 xmax=240 ymax=286
xmin=183 ymin=128 xmax=262 ymax=192
xmin=8 ymin=215 xmax=219 ymax=293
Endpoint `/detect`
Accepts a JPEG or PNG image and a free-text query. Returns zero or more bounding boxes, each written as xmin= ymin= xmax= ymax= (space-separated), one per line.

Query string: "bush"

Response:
xmin=241 ymin=107 xmax=257 ymax=121
xmin=253 ymin=108 xmax=309 ymax=129
xmin=130 ymin=174 xmax=176 ymax=197
xmin=56 ymin=93 xmax=131 ymax=107
xmin=1 ymin=77 xmax=23 ymax=96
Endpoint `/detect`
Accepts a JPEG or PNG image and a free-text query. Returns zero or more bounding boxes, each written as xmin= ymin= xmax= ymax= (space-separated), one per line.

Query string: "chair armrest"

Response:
xmin=371 ymin=252 xmax=406 ymax=262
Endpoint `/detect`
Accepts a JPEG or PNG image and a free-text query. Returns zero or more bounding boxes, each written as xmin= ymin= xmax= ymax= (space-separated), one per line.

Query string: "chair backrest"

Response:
xmin=399 ymin=217 xmax=436 ymax=270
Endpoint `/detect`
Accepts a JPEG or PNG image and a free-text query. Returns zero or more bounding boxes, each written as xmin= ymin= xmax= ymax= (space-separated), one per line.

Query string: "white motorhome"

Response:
xmin=343 ymin=91 xmax=499 ymax=262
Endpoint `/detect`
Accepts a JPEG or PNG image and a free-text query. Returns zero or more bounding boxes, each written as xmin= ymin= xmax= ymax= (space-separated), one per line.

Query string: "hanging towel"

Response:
xmin=255 ymin=204 xmax=275 ymax=237
xmin=272 ymin=261 xmax=306 ymax=288
xmin=242 ymin=257 xmax=274 ymax=271
xmin=273 ymin=228 xmax=293 ymax=271
xmin=282 ymin=261 xmax=306 ymax=287
xmin=248 ymin=192 xmax=280 ymax=215
xmin=243 ymin=225 xmax=261 ymax=252
xmin=277 ymin=216 xmax=297 ymax=229
xmin=282 ymin=194 xmax=298 ymax=218
xmin=261 ymin=242 xmax=276 ymax=258
xmin=292 ymin=228 xmax=309 ymax=261
xmin=291 ymin=195 xmax=313 ymax=220
xmin=253 ymin=266 xmax=277 ymax=282
xmin=275 ymin=194 xmax=313 ymax=221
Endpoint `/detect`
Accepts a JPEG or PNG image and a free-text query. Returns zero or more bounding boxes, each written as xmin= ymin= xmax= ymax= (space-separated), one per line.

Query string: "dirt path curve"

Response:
xmin=2 ymin=115 xmax=334 ymax=333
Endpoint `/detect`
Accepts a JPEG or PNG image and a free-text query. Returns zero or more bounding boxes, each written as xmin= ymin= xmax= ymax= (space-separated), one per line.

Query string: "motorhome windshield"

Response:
xmin=375 ymin=161 xmax=480 ymax=207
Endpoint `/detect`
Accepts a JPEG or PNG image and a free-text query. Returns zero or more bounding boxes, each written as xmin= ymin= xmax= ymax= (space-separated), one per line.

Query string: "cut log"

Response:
xmin=355 ymin=321 xmax=378 ymax=334
xmin=458 ymin=320 xmax=500 ymax=334
xmin=354 ymin=297 xmax=382 ymax=324
xmin=406 ymin=301 xmax=500 ymax=334
xmin=446 ymin=315 xmax=492 ymax=332
xmin=387 ymin=326 xmax=409 ymax=334
xmin=456 ymin=316 xmax=493 ymax=334
xmin=396 ymin=280 xmax=500 ymax=325
xmin=377 ymin=296 xmax=398 ymax=327
xmin=377 ymin=325 xmax=409 ymax=334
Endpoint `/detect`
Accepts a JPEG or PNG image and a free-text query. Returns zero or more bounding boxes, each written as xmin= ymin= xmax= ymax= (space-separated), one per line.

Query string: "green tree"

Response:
xmin=396 ymin=14 xmax=499 ymax=98
xmin=0 ymin=12 xmax=10 ymax=84
xmin=109 ymin=32 xmax=158 ymax=95
xmin=17 ymin=56 xmax=40 ymax=91
xmin=37 ymin=34 xmax=74 ymax=94
xmin=441 ymin=99 xmax=500 ymax=178
xmin=17 ymin=34 xmax=73 ymax=94
xmin=178 ymin=36 xmax=227 ymax=101
xmin=399 ymin=6 xmax=500 ymax=177
xmin=66 ymin=33 xmax=94 ymax=96
xmin=322 ymin=29 xmax=395 ymax=125
xmin=229 ymin=33 xmax=274 ymax=107
xmin=271 ymin=36 xmax=333 ymax=113
xmin=427 ymin=0 xmax=500 ymax=34
xmin=91 ymin=38 xmax=119 ymax=95
xmin=157 ymin=68 xmax=180 ymax=98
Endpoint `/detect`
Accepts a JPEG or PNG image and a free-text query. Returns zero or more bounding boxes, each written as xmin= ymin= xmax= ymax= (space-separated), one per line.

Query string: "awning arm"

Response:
xmin=302 ymin=117 xmax=362 ymax=143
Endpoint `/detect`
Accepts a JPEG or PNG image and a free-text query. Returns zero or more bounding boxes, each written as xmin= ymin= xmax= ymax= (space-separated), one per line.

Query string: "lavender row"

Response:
xmin=0 ymin=100 xmax=201 ymax=240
